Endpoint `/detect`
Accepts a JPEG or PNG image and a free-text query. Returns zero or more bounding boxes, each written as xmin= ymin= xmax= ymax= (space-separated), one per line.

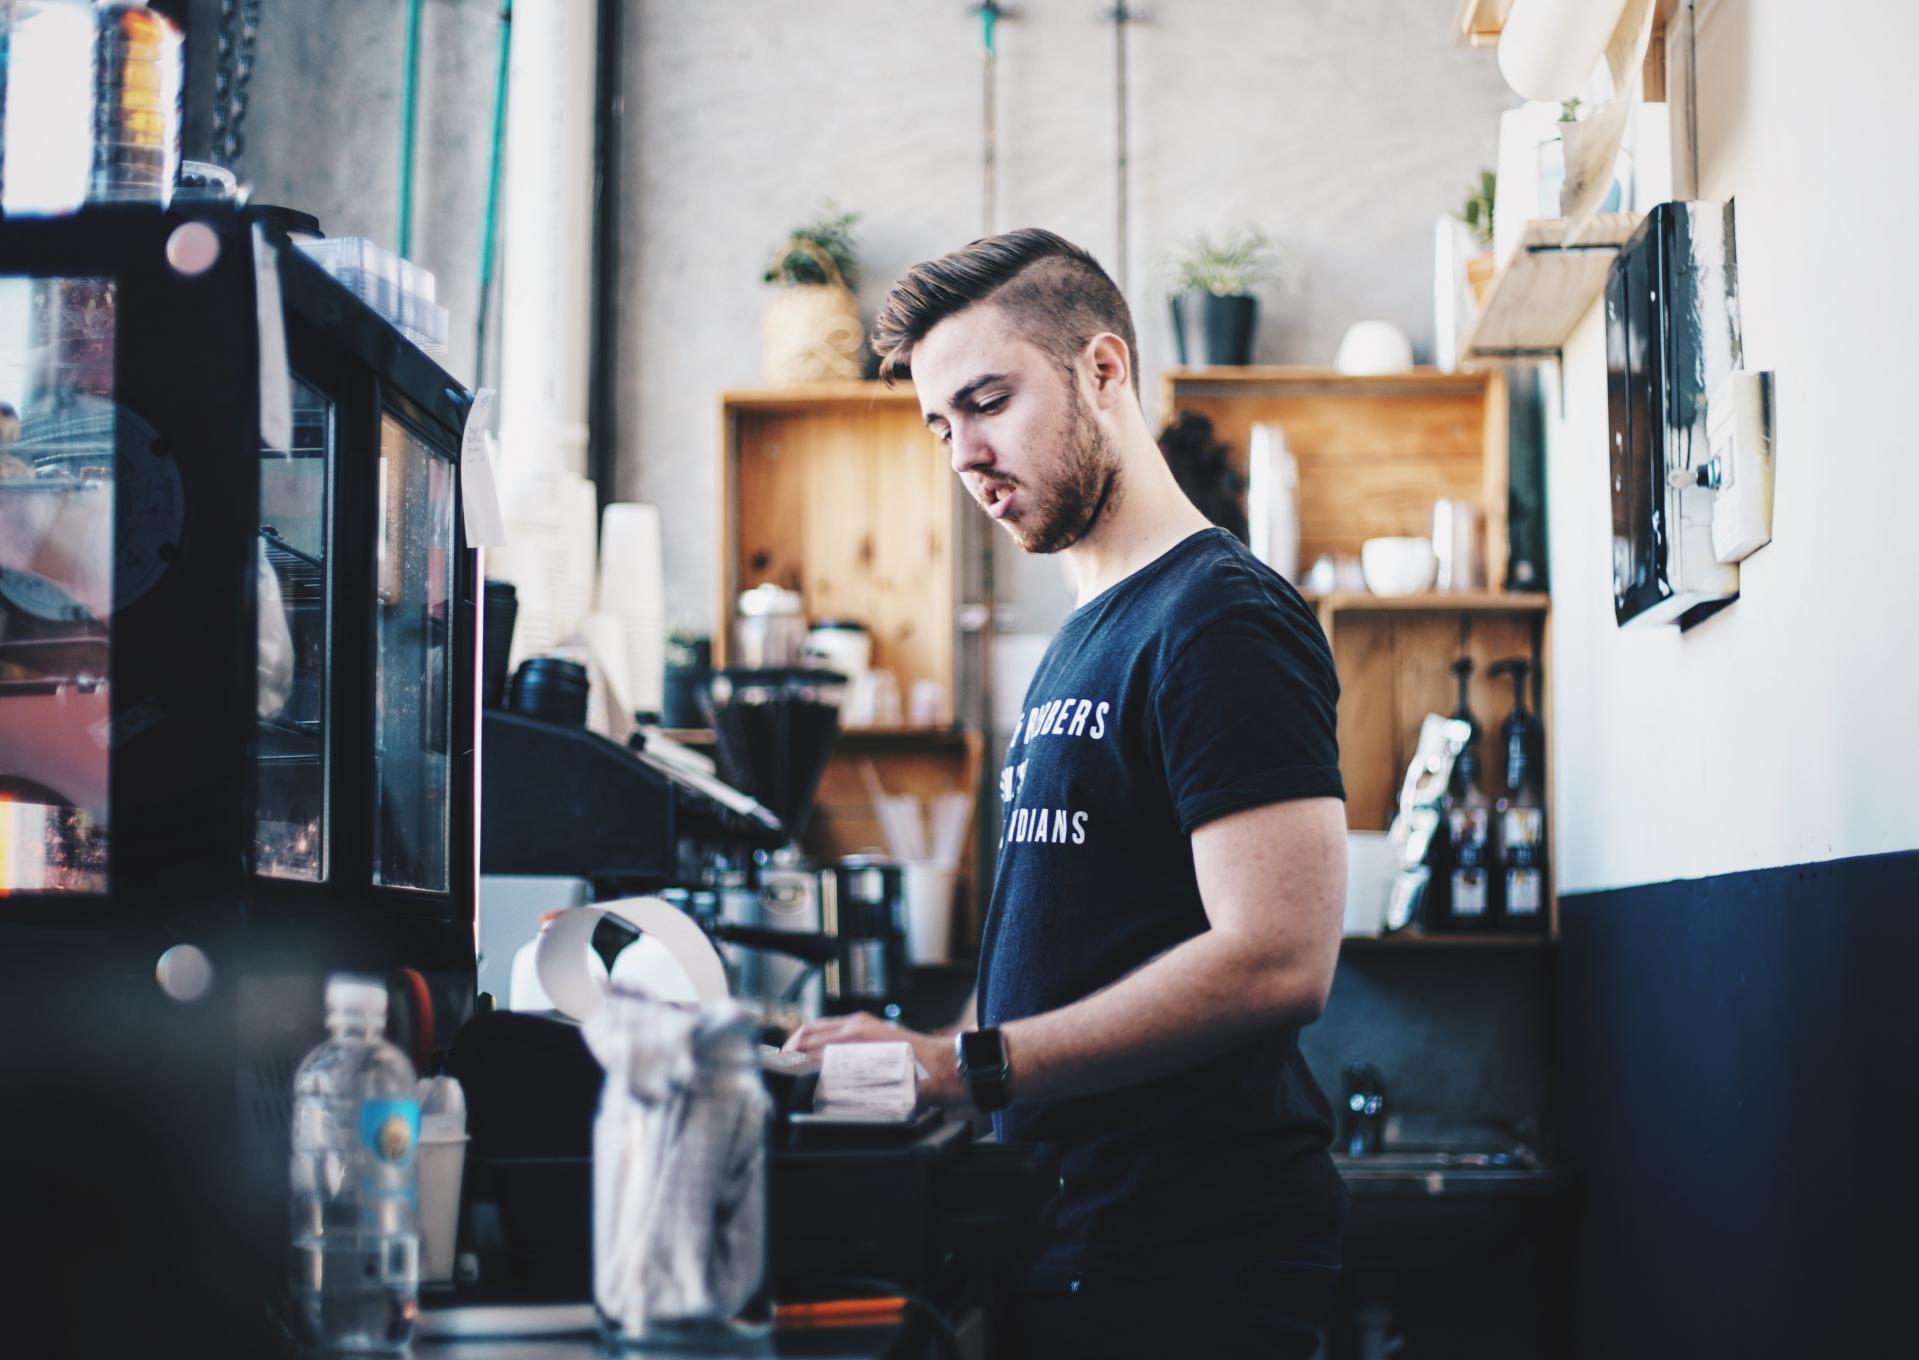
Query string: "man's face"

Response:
xmin=912 ymin=305 xmax=1120 ymax=554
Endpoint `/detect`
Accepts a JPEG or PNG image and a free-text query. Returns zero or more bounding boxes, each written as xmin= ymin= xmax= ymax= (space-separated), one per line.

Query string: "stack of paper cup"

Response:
xmin=902 ymin=862 xmax=959 ymax=965
xmin=596 ymin=503 xmax=666 ymax=719
xmin=495 ymin=468 xmax=598 ymax=673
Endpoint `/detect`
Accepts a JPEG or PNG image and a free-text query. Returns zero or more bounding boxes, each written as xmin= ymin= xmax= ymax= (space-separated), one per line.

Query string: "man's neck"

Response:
xmin=1059 ymin=435 xmax=1214 ymax=607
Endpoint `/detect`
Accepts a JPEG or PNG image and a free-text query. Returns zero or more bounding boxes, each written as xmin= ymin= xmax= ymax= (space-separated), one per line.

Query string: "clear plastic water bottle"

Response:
xmin=290 ymin=975 xmax=421 ymax=1352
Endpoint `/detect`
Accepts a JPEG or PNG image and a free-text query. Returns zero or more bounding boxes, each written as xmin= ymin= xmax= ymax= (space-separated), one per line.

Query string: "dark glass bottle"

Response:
xmin=1490 ymin=658 xmax=1547 ymax=931
xmin=1443 ymin=657 xmax=1492 ymax=930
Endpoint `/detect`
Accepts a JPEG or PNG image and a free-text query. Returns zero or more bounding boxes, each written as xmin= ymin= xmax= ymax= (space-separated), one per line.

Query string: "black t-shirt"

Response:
xmin=977 ymin=527 xmax=1348 ymax=1288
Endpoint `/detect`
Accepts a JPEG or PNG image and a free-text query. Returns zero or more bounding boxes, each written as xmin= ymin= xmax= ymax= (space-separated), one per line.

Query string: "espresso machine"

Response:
xmin=480 ymin=649 xmax=912 ymax=1021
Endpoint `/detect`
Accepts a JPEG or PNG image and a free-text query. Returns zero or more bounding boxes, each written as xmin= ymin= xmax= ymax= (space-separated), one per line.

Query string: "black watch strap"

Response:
xmin=956 ymin=1027 xmax=1012 ymax=1113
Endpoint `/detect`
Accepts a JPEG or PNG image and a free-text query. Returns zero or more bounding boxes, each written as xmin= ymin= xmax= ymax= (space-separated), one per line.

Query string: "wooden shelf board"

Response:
xmin=1461 ymin=214 xmax=1643 ymax=365
xmin=1342 ymin=931 xmax=1553 ymax=949
xmin=1164 ymin=366 xmax=1490 ymax=396
xmin=1451 ymin=0 xmax=1514 ymax=48
xmin=720 ymin=383 xmax=920 ymax=414
xmin=1314 ymin=591 xmax=1550 ymax=616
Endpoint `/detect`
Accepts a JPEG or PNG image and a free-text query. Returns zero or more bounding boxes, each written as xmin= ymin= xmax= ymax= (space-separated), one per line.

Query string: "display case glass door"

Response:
xmin=0 ymin=274 xmax=119 ymax=893
xmin=372 ymin=409 xmax=454 ymax=893
xmin=254 ymin=374 xmax=333 ymax=881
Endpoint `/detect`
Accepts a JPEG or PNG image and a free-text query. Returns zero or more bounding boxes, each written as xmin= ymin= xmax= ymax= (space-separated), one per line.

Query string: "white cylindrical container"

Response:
xmin=802 ymin=619 xmax=871 ymax=678
xmin=1247 ymin=423 xmax=1300 ymax=584
xmin=1497 ymin=0 xmax=1632 ymax=103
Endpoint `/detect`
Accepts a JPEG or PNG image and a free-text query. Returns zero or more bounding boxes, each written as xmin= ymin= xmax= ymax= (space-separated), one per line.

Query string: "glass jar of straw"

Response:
xmin=584 ymin=990 xmax=772 ymax=1348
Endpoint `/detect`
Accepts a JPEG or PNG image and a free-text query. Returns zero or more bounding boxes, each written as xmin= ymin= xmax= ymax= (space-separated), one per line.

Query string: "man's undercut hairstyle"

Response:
xmin=872 ymin=228 xmax=1140 ymax=395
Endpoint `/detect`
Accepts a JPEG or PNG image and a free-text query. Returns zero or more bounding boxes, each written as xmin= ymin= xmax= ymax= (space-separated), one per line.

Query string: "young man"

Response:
xmin=785 ymin=229 xmax=1348 ymax=1358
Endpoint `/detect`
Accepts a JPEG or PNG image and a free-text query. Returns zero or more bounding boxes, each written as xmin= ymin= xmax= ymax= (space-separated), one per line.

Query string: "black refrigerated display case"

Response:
xmin=0 ymin=202 xmax=479 ymax=1348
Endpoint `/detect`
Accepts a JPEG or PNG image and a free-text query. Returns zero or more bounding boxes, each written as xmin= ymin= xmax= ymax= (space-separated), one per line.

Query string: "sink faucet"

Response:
xmin=1341 ymin=1062 xmax=1385 ymax=1158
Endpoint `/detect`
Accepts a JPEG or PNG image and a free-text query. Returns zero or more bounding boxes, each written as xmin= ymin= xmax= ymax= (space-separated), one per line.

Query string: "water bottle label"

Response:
xmin=359 ymin=1099 xmax=420 ymax=1168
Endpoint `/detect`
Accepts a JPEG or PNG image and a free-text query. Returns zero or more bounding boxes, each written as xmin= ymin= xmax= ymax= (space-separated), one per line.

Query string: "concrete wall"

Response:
xmin=193 ymin=1 xmax=1513 ymax=633
xmin=621 ymin=0 xmax=1517 ymax=632
xmin=1543 ymin=0 xmax=1919 ymax=892
xmin=185 ymin=0 xmax=501 ymax=389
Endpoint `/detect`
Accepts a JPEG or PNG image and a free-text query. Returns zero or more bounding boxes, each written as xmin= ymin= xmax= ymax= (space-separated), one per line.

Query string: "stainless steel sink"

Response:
xmin=1332 ymin=1149 xmax=1562 ymax=1197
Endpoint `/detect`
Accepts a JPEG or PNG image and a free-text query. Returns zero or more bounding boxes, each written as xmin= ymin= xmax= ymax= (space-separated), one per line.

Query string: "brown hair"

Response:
xmin=871 ymin=228 xmax=1139 ymax=394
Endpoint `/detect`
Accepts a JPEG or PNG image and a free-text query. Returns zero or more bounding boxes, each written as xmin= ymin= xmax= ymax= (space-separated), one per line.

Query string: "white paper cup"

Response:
xmin=902 ymin=863 xmax=958 ymax=965
xmin=416 ymin=1133 xmax=469 ymax=1283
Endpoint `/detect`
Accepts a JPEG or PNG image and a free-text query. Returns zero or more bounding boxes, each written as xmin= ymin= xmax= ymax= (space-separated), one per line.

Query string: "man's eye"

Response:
xmin=978 ymin=397 xmax=1006 ymax=415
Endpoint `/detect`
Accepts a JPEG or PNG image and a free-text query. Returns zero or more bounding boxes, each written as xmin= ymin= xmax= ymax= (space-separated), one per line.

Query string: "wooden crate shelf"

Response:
xmin=717 ymin=384 xmax=955 ymax=721
xmin=1161 ymin=367 xmax=1557 ymax=937
xmin=715 ymin=385 xmax=990 ymax=942
xmin=1160 ymin=366 xmax=1511 ymax=588
xmin=1461 ymin=214 xmax=1643 ymax=365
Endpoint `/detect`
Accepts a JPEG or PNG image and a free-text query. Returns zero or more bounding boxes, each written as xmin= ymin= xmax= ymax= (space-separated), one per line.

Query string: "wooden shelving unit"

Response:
xmin=1461 ymin=213 xmax=1643 ymax=365
xmin=1161 ymin=367 xmax=1558 ymax=937
xmin=715 ymin=385 xmax=988 ymax=939
xmin=717 ymin=384 xmax=953 ymax=716
xmin=1158 ymin=367 xmax=1511 ymax=587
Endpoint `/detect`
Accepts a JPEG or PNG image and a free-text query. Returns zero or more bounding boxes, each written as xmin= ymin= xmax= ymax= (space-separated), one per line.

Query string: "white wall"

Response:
xmin=1545 ymin=0 xmax=1919 ymax=893
xmin=620 ymin=0 xmax=1517 ymax=632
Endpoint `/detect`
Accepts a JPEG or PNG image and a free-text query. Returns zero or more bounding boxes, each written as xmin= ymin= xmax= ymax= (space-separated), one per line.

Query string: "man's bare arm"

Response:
xmin=787 ymin=797 xmax=1345 ymax=1107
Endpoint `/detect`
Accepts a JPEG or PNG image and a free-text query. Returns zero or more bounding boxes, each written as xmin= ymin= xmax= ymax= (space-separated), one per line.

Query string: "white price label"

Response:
xmin=459 ymin=388 xmax=506 ymax=547
xmin=251 ymin=222 xmax=293 ymax=453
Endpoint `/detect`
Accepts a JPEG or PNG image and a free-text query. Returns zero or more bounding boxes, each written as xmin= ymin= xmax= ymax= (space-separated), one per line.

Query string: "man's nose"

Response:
xmin=950 ymin=422 xmax=993 ymax=476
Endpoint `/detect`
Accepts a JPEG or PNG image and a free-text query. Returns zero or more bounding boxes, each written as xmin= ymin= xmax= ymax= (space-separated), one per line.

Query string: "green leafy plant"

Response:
xmin=1558 ymin=97 xmax=1583 ymax=123
xmin=1459 ymin=169 xmax=1497 ymax=249
xmin=763 ymin=204 xmax=860 ymax=288
xmin=1170 ymin=226 xmax=1283 ymax=298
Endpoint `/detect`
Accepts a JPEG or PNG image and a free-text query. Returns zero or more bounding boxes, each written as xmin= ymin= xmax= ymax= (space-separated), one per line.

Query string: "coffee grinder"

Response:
xmin=702 ymin=667 xmax=908 ymax=1019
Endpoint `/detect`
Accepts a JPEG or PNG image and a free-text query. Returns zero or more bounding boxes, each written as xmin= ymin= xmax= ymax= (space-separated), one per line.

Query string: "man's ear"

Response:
xmin=1083 ymin=332 xmax=1133 ymax=410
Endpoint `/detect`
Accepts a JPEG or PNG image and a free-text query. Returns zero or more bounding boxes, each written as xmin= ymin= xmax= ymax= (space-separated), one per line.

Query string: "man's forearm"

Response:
xmin=998 ymin=929 xmax=1328 ymax=1105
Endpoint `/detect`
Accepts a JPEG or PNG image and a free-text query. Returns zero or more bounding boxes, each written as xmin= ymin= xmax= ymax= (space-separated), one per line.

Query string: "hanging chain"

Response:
xmin=211 ymin=0 xmax=264 ymax=171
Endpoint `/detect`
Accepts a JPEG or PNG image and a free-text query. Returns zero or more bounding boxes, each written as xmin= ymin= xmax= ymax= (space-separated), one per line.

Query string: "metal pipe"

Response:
xmin=474 ymin=0 xmax=514 ymax=392
xmin=397 ymin=0 xmax=424 ymax=256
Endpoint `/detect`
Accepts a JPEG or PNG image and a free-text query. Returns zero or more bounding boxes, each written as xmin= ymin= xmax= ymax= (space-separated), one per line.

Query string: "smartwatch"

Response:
xmin=955 ymin=1027 xmax=1013 ymax=1113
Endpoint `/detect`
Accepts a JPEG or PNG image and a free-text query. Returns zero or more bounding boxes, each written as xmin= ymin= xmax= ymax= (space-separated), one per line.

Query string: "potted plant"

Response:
xmin=1168 ymin=226 xmax=1282 ymax=367
xmin=762 ymin=204 xmax=865 ymax=385
xmin=1459 ymin=169 xmax=1497 ymax=305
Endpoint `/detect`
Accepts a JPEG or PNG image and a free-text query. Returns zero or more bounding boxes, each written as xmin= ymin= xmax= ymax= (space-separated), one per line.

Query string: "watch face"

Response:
xmin=960 ymin=1027 xmax=1007 ymax=1072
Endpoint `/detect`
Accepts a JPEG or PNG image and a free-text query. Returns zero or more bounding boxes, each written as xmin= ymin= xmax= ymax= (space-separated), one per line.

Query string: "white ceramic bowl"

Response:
xmin=1334 ymin=319 xmax=1415 ymax=376
xmin=1361 ymin=536 xmax=1438 ymax=597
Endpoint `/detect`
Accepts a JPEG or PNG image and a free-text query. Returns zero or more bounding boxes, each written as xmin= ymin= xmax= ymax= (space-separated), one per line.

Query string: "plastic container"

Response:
xmin=294 ymin=236 xmax=450 ymax=353
xmin=510 ymin=655 xmax=591 ymax=726
xmin=289 ymin=975 xmax=421 ymax=1353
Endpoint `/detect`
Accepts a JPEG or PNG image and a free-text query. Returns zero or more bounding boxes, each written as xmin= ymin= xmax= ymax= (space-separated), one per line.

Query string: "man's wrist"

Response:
xmin=954 ymin=1026 xmax=1014 ymax=1113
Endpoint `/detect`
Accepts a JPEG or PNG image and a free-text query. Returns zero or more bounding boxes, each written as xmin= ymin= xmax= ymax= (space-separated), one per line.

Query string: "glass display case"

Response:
xmin=0 ymin=203 xmax=481 ymax=1345
xmin=0 ymin=204 xmax=477 ymax=925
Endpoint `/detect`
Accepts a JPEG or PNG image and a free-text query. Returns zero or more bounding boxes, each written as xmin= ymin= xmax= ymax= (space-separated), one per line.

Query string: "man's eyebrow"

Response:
xmin=923 ymin=372 xmax=1010 ymax=428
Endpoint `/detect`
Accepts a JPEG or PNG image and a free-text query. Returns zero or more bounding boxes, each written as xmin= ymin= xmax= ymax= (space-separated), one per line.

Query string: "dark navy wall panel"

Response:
xmin=1555 ymin=851 xmax=1918 ymax=1358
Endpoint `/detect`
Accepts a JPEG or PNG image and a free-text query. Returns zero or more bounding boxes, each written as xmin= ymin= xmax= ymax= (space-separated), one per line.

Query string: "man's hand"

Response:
xmin=782 ymin=1013 xmax=969 ymax=1108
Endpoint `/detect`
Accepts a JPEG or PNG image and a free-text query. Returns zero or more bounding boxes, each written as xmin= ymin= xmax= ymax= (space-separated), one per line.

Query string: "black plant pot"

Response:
xmin=1170 ymin=292 xmax=1259 ymax=366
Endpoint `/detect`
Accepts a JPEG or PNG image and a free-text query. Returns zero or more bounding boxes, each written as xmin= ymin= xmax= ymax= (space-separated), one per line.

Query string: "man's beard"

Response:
xmin=1006 ymin=390 xmax=1122 ymax=554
